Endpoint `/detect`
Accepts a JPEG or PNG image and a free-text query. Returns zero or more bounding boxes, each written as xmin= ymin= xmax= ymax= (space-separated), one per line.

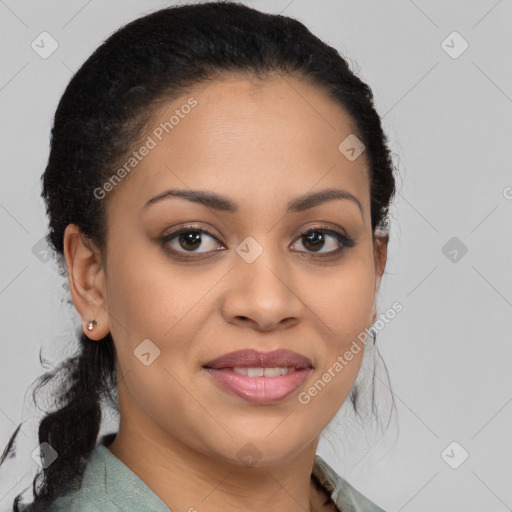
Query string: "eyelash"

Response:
xmin=159 ymin=223 xmax=355 ymax=260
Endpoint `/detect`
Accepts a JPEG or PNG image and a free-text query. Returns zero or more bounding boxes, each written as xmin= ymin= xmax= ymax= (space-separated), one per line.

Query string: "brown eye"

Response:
xmin=300 ymin=231 xmax=328 ymax=252
xmin=160 ymin=228 xmax=224 ymax=254
xmin=290 ymin=227 xmax=355 ymax=256
xmin=177 ymin=231 xmax=202 ymax=251
xmin=159 ymin=224 xmax=355 ymax=260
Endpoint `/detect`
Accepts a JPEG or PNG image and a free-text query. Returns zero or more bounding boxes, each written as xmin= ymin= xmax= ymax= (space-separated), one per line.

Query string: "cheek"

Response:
xmin=299 ymin=268 xmax=374 ymax=424
xmin=315 ymin=258 xmax=376 ymax=344
xmin=104 ymin=241 xmax=189 ymax=338
xmin=305 ymin=255 xmax=375 ymax=410
xmin=104 ymin=241 xmax=217 ymax=381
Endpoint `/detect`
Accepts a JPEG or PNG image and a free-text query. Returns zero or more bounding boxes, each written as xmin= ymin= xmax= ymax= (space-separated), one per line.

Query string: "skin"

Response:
xmin=64 ymin=72 xmax=387 ymax=512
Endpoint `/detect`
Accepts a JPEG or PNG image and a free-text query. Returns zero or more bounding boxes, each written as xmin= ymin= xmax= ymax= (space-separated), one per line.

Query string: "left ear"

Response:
xmin=370 ymin=232 xmax=389 ymax=324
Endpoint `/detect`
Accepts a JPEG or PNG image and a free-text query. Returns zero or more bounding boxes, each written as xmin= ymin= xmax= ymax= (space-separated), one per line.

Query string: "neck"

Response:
xmin=107 ymin=425 xmax=325 ymax=512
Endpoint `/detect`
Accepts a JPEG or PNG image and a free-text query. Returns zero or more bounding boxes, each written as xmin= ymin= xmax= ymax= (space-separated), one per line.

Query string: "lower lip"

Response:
xmin=204 ymin=368 xmax=312 ymax=404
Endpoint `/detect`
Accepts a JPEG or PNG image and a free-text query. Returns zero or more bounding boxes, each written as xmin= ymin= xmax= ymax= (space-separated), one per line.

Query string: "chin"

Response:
xmin=214 ymin=432 xmax=315 ymax=469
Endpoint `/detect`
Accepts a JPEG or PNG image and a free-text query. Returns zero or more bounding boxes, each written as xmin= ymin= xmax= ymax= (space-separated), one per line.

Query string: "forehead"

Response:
xmin=106 ymin=72 xmax=370 ymax=219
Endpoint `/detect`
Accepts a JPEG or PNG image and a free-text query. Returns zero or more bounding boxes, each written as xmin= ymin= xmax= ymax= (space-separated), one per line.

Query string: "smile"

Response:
xmin=232 ymin=366 xmax=295 ymax=377
xmin=204 ymin=367 xmax=312 ymax=404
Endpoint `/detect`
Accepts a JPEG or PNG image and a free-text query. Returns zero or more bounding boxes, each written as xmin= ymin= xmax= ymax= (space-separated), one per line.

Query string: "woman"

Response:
xmin=1 ymin=2 xmax=397 ymax=511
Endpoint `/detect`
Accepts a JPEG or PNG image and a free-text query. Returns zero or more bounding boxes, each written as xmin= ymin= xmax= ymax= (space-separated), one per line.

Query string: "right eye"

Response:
xmin=159 ymin=226 xmax=225 ymax=256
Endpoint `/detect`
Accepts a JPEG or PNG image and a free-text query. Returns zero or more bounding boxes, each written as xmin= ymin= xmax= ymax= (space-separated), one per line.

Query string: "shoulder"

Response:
xmin=52 ymin=487 xmax=119 ymax=512
xmin=52 ymin=497 xmax=107 ymax=512
xmin=50 ymin=444 xmax=170 ymax=512
xmin=313 ymin=454 xmax=386 ymax=512
xmin=50 ymin=447 xmax=123 ymax=512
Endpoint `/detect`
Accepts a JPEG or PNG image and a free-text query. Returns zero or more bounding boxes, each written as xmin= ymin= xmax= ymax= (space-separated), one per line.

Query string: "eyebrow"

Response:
xmin=142 ymin=187 xmax=364 ymax=218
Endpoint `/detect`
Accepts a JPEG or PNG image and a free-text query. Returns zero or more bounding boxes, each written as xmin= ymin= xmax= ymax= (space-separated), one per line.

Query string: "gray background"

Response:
xmin=1 ymin=1 xmax=511 ymax=510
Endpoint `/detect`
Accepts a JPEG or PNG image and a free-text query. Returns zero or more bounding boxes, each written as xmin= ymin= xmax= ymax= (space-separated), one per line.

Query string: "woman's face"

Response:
xmin=95 ymin=73 xmax=387 ymax=465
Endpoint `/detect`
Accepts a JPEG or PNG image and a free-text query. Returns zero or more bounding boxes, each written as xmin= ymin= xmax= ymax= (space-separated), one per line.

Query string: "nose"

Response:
xmin=220 ymin=249 xmax=304 ymax=332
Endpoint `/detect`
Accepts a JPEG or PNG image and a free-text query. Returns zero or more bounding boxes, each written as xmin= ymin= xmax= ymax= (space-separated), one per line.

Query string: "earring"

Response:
xmin=372 ymin=328 xmax=377 ymax=344
xmin=87 ymin=320 xmax=97 ymax=332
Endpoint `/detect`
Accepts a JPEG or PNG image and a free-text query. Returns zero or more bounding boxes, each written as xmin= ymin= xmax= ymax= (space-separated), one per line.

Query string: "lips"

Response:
xmin=203 ymin=348 xmax=313 ymax=370
xmin=202 ymin=349 xmax=313 ymax=404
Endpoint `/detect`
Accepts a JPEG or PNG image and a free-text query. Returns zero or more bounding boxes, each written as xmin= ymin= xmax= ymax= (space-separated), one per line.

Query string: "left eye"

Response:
xmin=290 ymin=228 xmax=350 ymax=254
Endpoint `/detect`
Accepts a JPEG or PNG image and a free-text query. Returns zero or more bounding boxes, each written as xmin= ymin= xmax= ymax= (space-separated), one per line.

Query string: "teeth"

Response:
xmin=232 ymin=367 xmax=292 ymax=377
xmin=263 ymin=367 xmax=290 ymax=377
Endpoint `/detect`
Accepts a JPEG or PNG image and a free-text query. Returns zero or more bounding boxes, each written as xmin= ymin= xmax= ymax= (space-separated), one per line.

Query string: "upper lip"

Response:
xmin=203 ymin=349 xmax=313 ymax=370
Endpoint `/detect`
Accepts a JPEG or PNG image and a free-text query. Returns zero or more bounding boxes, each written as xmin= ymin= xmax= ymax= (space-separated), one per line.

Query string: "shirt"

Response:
xmin=52 ymin=441 xmax=385 ymax=512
